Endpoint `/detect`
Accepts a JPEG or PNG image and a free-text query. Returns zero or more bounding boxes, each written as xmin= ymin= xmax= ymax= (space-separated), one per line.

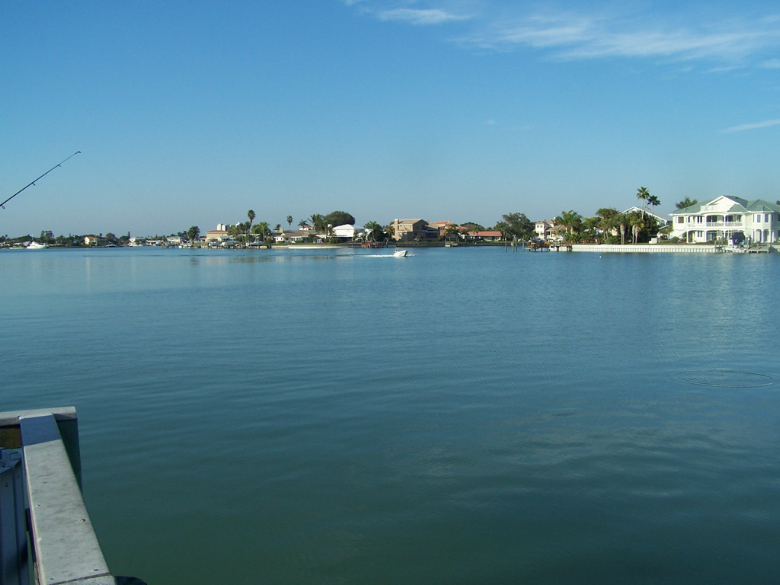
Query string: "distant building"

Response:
xmin=274 ymin=231 xmax=309 ymax=243
xmin=670 ymin=196 xmax=780 ymax=243
xmin=332 ymin=224 xmax=365 ymax=240
xmin=390 ymin=219 xmax=439 ymax=242
xmin=430 ymin=221 xmax=457 ymax=236
xmin=467 ymin=230 xmax=502 ymax=241
xmin=535 ymin=220 xmax=556 ymax=240
xmin=205 ymin=229 xmax=229 ymax=242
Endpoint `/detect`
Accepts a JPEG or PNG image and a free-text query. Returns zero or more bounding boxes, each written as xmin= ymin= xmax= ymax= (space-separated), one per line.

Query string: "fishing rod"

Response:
xmin=0 ymin=151 xmax=81 ymax=209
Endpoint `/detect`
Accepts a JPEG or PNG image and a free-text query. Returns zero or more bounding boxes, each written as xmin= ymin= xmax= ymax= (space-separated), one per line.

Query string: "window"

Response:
xmin=755 ymin=214 xmax=761 ymax=222
xmin=677 ymin=216 xmax=684 ymax=223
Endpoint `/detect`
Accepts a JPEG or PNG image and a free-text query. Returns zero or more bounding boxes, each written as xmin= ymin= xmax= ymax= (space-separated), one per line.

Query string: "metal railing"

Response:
xmin=0 ymin=407 xmax=146 ymax=585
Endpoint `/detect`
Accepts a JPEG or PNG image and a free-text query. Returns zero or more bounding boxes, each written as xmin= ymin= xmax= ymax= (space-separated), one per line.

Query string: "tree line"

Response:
xmin=6 ymin=187 xmax=699 ymax=246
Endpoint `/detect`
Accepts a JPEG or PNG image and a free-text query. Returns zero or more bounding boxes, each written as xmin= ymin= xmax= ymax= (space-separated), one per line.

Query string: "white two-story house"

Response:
xmin=670 ymin=196 xmax=780 ymax=244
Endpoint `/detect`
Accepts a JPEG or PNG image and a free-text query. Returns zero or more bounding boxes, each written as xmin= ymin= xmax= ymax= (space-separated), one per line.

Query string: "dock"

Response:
xmin=0 ymin=407 xmax=146 ymax=585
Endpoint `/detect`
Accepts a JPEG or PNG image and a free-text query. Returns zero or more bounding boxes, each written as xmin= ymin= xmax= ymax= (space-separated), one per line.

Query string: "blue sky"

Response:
xmin=2 ymin=0 xmax=779 ymax=236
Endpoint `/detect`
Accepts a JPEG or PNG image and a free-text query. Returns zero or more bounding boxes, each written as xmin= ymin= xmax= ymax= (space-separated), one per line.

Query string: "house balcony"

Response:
xmin=703 ymin=221 xmax=744 ymax=228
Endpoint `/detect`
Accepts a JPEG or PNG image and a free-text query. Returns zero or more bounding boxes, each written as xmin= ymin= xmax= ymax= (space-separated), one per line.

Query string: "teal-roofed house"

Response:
xmin=670 ymin=196 xmax=780 ymax=244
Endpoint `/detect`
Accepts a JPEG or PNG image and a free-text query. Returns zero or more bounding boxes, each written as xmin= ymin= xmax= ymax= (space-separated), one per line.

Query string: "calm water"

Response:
xmin=2 ymin=247 xmax=779 ymax=584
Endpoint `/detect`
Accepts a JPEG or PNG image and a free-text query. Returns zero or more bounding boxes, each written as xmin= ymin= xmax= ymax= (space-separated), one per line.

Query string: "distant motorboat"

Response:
xmin=26 ymin=241 xmax=48 ymax=250
xmin=393 ymin=249 xmax=407 ymax=258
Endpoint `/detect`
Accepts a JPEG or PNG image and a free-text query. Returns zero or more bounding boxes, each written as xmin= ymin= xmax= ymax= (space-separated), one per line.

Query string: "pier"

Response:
xmin=0 ymin=407 xmax=146 ymax=585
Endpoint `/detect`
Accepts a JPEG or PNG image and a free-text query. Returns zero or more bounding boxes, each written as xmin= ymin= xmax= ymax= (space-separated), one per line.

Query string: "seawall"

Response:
xmin=572 ymin=244 xmax=718 ymax=253
xmin=570 ymin=244 xmax=776 ymax=253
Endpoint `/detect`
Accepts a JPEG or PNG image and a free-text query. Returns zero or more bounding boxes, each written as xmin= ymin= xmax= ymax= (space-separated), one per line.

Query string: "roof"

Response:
xmin=745 ymin=200 xmax=780 ymax=212
xmin=469 ymin=230 xmax=502 ymax=237
xmin=623 ymin=206 xmax=671 ymax=223
xmin=671 ymin=196 xmax=780 ymax=215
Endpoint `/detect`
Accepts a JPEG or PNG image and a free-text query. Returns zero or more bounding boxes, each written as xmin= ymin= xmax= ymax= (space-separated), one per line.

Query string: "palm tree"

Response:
xmin=616 ymin=213 xmax=628 ymax=245
xmin=275 ymin=224 xmax=281 ymax=232
xmin=675 ymin=197 xmax=697 ymax=210
xmin=493 ymin=221 xmax=510 ymax=241
xmin=247 ymin=210 xmax=255 ymax=245
xmin=298 ymin=219 xmax=308 ymax=229
xmin=555 ymin=210 xmax=583 ymax=236
xmin=309 ymin=214 xmax=325 ymax=232
xmin=636 ymin=187 xmax=650 ymax=217
xmin=647 ymin=195 xmax=661 ymax=212
xmin=252 ymin=222 xmax=270 ymax=242
xmin=596 ymin=208 xmax=619 ymax=243
xmin=582 ymin=216 xmax=600 ymax=242
xmin=630 ymin=213 xmax=643 ymax=243
xmin=364 ymin=221 xmax=383 ymax=242
xmin=286 ymin=215 xmax=293 ymax=229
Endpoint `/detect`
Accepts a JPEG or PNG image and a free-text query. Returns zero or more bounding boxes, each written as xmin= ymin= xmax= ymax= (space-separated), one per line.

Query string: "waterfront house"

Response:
xmin=467 ymin=230 xmax=502 ymax=242
xmin=431 ymin=221 xmax=457 ymax=236
xmin=205 ymin=229 xmax=229 ymax=242
xmin=535 ymin=220 xmax=556 ymax=240
xmin=390 ymin=219 xmax=439 ymax=242
xmin=332 ymin=224 xmax=365 ymax=241
xmin=670 ymin=196 xmax=780 ymax=243
xmin=274 ymin=231 xmax=309 ymax=244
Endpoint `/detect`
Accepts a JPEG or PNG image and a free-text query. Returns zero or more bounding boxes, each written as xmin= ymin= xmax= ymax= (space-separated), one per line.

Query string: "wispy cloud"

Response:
xmin=342 ymin=2 xmax=780 ymax=67
xmin=721 ymin=119 xmax=780 ymax=133
xmin=468 ymin=13 xmax=780 ymax=64
xmin=377 ymin=8 xmax=472 ymax=25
